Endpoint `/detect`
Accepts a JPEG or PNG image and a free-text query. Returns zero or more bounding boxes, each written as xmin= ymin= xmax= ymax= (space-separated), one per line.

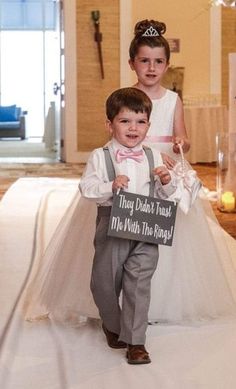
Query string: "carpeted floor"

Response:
xmin=192 ymin=163 xmax=236 ymax=239
xmin=0 ymin=161 xmax=84 ymax=201
xmin=0 ymin=139 xmax=57 ymax=158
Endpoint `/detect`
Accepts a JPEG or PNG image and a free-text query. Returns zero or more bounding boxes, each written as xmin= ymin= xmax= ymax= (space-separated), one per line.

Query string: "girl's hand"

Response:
xmin=112 ymin=175 xmax=130 ymax=192
xmin=173 ymin=136 xmax=190 ymax=154
xmin=153 ymin=166 xmax=171 ymax=185
xmin=161 ymin=152 xmax=176 ymax=169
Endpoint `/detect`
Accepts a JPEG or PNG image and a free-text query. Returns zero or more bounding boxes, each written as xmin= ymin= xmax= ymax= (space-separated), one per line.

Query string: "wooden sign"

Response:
xmin=167 ymin=39 xmax=180 ymax=53
xmin=108 ymin=191 xmax=177 ymax=246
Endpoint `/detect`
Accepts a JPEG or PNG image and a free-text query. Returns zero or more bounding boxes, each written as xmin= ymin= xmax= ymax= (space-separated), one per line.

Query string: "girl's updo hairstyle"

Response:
xmin=129 ymin=19 xmax=170 ymax=63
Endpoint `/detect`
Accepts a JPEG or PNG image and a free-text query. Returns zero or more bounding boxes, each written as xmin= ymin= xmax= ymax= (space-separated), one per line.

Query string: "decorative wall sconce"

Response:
xmin=211 ymin=0 xmax=236 ymax=6
xmin=91 ymin=10 xmax=104 ymax=79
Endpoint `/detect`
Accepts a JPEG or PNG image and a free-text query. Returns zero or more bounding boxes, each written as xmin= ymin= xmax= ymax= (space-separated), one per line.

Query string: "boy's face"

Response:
xmin=107 ymin=108 xmax=150 ymax=148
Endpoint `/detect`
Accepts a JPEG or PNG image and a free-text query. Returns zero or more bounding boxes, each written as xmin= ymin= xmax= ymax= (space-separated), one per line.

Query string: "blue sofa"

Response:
xmin=0 ymin=105 xmax=26 ymax=139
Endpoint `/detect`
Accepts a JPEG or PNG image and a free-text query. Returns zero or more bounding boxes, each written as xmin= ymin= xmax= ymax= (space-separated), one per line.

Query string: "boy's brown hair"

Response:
xmin=106 ymin=87 xmax=152 ymax=122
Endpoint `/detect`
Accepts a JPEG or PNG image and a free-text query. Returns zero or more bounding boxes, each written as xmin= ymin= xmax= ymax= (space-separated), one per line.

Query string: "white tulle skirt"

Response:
xmin=23 ymin=190 xmax=236 ymax=326
xmin=23 ymin=143 xmax=236 ymax=325
xmin=149 ymin=196 xmax=236 ymax=323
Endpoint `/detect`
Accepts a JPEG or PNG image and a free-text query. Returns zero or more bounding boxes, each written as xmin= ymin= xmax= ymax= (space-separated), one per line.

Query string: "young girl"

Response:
xmin=24 ymin=21 xmax=236 ymax=326
xmin=128 ymin=19 xmax=236 ymax=323
xmin=129 ymin=19 xmax=190 ymax=160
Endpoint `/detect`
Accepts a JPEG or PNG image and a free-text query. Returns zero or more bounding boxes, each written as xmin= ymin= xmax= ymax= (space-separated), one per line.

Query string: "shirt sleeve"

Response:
xmin=79 ymin=149 xmax=113 ymax=204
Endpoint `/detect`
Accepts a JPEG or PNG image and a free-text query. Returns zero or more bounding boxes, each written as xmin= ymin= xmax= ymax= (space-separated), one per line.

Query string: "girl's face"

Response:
xmin=129 ymin=45 xmax=169 ymax=88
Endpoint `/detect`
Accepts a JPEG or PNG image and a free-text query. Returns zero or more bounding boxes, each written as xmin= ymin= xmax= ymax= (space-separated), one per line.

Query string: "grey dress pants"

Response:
xmin=91 ymin=207 xmax=159 ymax=345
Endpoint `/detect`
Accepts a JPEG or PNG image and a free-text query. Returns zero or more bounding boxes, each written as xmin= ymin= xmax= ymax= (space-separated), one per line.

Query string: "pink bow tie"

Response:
xmin=115 ymin=149 xmax=144 ymax=163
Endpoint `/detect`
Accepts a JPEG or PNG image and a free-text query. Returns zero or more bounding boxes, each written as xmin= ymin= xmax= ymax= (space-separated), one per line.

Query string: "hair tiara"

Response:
xmin=142 ymin=26 xmax=160 ymax=37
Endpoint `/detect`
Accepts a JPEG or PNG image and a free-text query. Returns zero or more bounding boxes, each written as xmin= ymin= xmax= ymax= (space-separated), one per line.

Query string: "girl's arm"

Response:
xmin=173 ymin=96 xmax=190 ymax=153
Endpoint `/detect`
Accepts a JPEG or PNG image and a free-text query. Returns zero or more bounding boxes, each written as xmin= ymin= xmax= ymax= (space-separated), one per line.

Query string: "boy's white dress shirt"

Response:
xmin=79 ymin=139 xmax=177 ymax=206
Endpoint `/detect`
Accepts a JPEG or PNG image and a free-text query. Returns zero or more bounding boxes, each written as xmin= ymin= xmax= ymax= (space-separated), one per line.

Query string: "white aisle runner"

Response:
xmin=1 ymin=178 xmax=236 ymax=389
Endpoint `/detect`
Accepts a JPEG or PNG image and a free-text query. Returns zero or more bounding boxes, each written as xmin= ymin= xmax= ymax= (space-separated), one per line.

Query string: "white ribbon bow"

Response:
xmin=169 ymin=144 xmax=202 ymax=214
xmin=173 ymin=162 xmax=198 ymax=192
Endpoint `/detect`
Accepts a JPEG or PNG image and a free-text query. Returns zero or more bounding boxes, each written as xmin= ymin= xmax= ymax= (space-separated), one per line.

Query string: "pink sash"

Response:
xmin=145 ymin=135 xmax=173 ymax=143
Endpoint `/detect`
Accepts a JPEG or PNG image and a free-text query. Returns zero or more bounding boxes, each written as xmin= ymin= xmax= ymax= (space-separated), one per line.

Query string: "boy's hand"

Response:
xmin=153 ymin=166 xmax=171 ymax=185
xmin=112 ymin=175 xmax=130 ymax=192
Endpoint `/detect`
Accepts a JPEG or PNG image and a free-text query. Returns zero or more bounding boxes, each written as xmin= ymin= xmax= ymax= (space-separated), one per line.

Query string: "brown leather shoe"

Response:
xmin=127 ymin=345 xmax=151 ymax=364
xmin=102 ymin=324 xmax=127 ymax=349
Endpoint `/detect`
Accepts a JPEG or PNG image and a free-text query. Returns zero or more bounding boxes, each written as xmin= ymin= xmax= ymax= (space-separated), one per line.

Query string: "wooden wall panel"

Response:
xmin=221 ymin=8 xmax=236 ymax=107
xmin=76 ymin=0 xmax=120 ymax=151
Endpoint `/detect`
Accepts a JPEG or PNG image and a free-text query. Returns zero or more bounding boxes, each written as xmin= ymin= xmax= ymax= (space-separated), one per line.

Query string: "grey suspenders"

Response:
xmin=103 ymin=146 xmax=155 ymax=197
xmin=103 ymin=146 xmax=116 ymax=182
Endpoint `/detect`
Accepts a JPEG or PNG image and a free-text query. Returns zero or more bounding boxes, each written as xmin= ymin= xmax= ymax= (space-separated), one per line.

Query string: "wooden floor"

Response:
xmin=0 ymin=161 xmax=235 ymax=239
xmin=193 ymin=163 xmax=235 ymax=239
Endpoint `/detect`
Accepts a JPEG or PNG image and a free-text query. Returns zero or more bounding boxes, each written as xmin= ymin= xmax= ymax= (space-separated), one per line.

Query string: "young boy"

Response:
xmin=79 ymin=87 xmax=177 ymax=364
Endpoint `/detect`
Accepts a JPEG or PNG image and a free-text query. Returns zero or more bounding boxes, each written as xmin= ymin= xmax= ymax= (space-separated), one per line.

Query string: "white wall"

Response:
xmin=63 ymin=0 xmax=81 ymax=162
